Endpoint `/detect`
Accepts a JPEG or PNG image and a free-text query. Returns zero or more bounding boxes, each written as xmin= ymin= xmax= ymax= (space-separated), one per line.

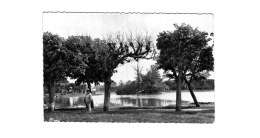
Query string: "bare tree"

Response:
xmin=94 ymin=32 xmax=156 ymax=111
xmin=132 ymin=62 xmax=143 ymax=94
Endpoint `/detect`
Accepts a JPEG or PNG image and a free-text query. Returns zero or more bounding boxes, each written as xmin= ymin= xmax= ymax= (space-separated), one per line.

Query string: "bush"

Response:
xmin=142 ymin=85 xmax=159 ymax=94
xmin=116 ymin=81 xmax=137 ymax=95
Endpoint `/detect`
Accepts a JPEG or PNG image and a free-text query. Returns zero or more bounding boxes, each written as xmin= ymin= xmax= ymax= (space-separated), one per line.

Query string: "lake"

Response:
xmin=44 ymin=90 xmax=214 ymax=109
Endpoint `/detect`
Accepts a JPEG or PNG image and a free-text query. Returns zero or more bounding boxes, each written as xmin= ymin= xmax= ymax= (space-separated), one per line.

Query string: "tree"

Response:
xmin=183 ymin=34 xmax=214 ymax=107
xmin=43 ymin=32 xmax=68 ymax=111
xmin=141 ymin=64 xmax=168 ymax=94
xmin=118 ymin=80 xmax=124 ymax=86
xmin=93 ymin=33 xmax=155 ymax=111
xmin=43 ymin=32 xmax=88 ymax=111
xmin=64 ymin=36 xmax=103 ymax=92
xmin=132 ymin=62 xmax=143 ymax=94
xmin=157 ymin=23 xmax=214 ymax=111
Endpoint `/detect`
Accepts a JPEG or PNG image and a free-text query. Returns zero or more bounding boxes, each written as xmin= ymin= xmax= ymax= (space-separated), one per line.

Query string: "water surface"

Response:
xmin=44 ymin=91 xmax=214 ymax=109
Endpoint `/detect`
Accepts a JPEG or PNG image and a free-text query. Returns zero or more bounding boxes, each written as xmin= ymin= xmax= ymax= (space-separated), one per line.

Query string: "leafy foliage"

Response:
xmin=157 ymin=23 xmax=214 ymax=81
xmin=141 ymin=65 xmax=168 ymax=93
xmin=64 ymin=36 xmax=103 ymax=86
xmin=116 ymin=81 xmax=138 ymax=95
xmin=43 ymin=32 xmax=89 ymax=85
xmin=43 ymin=32 xmax=68 ymax=84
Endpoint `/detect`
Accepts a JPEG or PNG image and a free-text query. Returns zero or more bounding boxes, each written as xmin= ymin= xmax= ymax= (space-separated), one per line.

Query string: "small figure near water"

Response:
xmin=84 ymin=89 xmax=94 ymax=111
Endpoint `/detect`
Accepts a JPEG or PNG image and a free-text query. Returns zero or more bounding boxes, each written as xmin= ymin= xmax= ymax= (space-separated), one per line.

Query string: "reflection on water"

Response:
xmin=112 ymin=97 xmax=189 ymax=107
xmin=47 ymin=96 xmax=188 ymax=109
xmin=54 ymin=97 xmax=85 ymax=108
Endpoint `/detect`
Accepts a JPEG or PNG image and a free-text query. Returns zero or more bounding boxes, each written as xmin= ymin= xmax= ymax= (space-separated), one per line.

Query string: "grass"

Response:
xmin=44 ymin=103 xmax=214 ymax=123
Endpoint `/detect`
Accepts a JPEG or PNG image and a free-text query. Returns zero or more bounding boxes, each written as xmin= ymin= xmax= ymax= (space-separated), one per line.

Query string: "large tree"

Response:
xmin=43 ymin=32 xmax=87 ymax=111
xmin=156 ymin=23 xmax=214 ymax=111
xmin=43 ymin=32 xmax=69 ymax=111
xmin=93 ymin=33 xmax=155 ymax=111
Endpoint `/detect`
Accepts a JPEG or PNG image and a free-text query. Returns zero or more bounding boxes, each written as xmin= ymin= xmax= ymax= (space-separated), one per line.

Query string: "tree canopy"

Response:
xmin=43 ymin=32 xmax=68 ymax=84
xmin=157 ymin=23 xmax=213 ymax=77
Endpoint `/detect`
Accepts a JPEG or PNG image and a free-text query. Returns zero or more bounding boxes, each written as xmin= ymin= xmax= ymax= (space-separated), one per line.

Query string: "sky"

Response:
xmin=43 ymin=13 xmax=214 ymax=84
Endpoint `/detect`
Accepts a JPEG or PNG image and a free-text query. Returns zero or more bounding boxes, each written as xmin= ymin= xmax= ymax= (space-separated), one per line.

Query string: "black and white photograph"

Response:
xmin=43 ymin=12 xmax=214 ymax=123
xmin=2 ymin=0 xmax=260 ymax=138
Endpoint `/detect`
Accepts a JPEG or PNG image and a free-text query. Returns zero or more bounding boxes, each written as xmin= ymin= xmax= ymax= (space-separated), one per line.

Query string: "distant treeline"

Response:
xmin=114 ymin=64 xmax=215 ymax=95
xmin=115 ymin=79 xmax=214 ymax=95
xmin=164 ymin=79 xmax=215 ymax=90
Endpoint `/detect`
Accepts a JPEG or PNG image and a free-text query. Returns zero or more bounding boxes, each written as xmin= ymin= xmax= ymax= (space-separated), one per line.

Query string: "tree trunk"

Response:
xmin=184 ymin=78 xmax=200 ymax=107
xmin=87 ymin=81 xmax=91 ymax=93
xmin=137 ymin=76 xmax=140 ymax=95
xmin=103 ymin=79 xmax=111 ymax=111
xmin=48 ymin=81 xmax=55 ymax=111
xmin=176 ymin=67 xmax=182 ymax=111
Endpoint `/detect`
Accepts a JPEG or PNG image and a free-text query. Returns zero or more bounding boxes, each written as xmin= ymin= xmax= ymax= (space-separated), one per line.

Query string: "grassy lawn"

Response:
xmin=44 ymin=103 xmax=214 ymax=123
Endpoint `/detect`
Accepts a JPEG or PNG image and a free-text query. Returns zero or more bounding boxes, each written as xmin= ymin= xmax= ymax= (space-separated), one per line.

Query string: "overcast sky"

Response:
xmin=43 ymin=13 xmax=214 ymax=84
